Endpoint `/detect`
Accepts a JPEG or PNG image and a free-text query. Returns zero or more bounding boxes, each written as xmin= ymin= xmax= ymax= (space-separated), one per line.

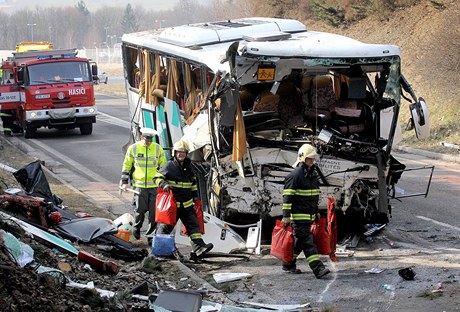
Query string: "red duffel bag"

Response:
xmin=181 ymin=200 xmax=205 ymax=235
xmin=310 ymin=218 xmax=331 ymax=255
xmin=310 ymin=196 xmax=338 ymax=262
xmin=155 ymin=189 xmax=177 ymax=225
xmin=270 ymin=219 xmax=294 ymax=263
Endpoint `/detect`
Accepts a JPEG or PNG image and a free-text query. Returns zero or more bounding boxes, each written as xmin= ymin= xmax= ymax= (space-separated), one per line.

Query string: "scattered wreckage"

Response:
xmin=0 ymin=160 xmax=148 ymax=261
xmin=121 ymin=17 xmax=433 ymax=238
xmin=0 ymin=160 xmax=295 ymax=311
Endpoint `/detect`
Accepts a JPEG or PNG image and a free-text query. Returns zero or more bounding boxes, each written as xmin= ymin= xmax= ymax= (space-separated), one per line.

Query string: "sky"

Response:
xmin=0 ymin=0 xmax=198 ymax=13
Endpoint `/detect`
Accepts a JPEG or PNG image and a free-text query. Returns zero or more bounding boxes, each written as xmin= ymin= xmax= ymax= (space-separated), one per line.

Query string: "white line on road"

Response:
xmin=29 ymin=138 xmax=110 ymax=183
xmin=97 ymin=112 xmax=130 ymax=128
xmin=417 ymin=216 xmax=460 ymax=232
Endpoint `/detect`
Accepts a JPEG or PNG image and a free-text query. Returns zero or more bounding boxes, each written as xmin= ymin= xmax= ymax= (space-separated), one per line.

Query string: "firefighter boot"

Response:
xmin=191 ymin=238 xmax=213 ymax=258
xmin=310 ymin=260 xmax=330 ymax=279
xmin=145 ymin=222 xmax=156 ymax=236
xmin=133 ymin=227 xmax=141 ymax=240
xmin=282 ymin=260 xmax=302 ymax=274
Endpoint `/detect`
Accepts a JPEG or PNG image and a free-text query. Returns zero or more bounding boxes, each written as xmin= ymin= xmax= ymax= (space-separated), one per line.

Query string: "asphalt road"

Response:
xmin=11 ymin=93 xmax=460 ymax=311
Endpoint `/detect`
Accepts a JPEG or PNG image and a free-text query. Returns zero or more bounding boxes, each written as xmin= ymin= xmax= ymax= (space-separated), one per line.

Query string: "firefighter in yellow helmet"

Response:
xmin=154 ymin=140 xmax=213 ymax=258
xmin=120 ymin=127 xmax=166 ymax=240
xmin=280 ymin=143 xmax=330 ymax=278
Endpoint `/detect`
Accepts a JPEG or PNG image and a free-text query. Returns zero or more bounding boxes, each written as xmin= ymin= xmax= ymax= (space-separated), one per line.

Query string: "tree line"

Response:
xmin=0 ymin=0 xmax=419 ymax=50
xmin=0 ymin=0 xmax=254 ymax=50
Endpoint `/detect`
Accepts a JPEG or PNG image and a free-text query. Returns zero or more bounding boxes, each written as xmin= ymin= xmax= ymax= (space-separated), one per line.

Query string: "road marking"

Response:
xmin=29 ymin=138 xmax=110 ymax=183
xmin=0 ymin=162 xmax=17 ymax=172
xmin=97 ymin=112 xmax=130 ymax=128
xmin=417 ymin=216 xmax=460 ymax=232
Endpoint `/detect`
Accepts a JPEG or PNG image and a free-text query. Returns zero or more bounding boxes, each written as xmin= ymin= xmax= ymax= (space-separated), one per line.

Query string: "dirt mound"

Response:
xmin=340 ymin=0 xmax=459 ymax=106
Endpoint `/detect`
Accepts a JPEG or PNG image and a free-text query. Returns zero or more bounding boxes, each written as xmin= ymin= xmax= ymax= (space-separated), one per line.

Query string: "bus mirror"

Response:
xmin=409 ymin=97 xmax=430 ymax=139
xmin=17 ymin=68 xmax=24 ymax=85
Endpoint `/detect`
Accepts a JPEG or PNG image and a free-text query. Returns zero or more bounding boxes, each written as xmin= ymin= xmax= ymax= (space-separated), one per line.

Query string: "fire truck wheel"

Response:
xmin=23 ymin=122 xmax=36 ymax=139
xmin=80 ymin=123 xmax=93 ymax=135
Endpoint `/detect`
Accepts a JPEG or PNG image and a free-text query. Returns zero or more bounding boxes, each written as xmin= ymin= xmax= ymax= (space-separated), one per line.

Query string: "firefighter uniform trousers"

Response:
xmin=291 ymin=221 xmax=323 ymax=270
xmin=156 ymin=200 xmax=202 ymax=240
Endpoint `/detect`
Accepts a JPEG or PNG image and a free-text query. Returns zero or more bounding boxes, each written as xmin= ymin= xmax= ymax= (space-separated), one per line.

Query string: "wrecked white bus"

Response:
xmin=121 ymin=17 xmax=431 ymax=236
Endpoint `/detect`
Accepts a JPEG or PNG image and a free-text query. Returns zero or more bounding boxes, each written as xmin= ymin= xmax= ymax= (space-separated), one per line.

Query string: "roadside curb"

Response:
xmin=394 ymin=145 xmax=460 ymax=163
xmin=5 ymin=135 xmax=128 ymax=218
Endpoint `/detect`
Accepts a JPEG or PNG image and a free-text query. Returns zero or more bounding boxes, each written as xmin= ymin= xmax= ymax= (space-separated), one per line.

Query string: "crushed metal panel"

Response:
xmin=55 ymin=217 xmax=118 ymax=243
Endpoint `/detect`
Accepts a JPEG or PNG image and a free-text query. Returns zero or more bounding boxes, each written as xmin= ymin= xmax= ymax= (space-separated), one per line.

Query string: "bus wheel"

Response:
xmin=23 ymin=121 xmax=36 ymax=139
xmin=80 ymin=123 xmax=93 ymax=135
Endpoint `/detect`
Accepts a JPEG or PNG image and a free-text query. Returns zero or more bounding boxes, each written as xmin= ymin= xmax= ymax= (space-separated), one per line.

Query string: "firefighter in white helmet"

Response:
xmin=154 ymin=140 xmax=213 ymax=257
xmin=280 ymin=143 xmax=330 ymax=278
xmin=120 ymin=127 xmax=166 ymax=240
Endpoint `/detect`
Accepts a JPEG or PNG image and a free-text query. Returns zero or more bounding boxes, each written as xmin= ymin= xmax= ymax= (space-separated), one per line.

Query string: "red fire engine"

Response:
xmin=0 ymin=47 xmax=98 ymax=138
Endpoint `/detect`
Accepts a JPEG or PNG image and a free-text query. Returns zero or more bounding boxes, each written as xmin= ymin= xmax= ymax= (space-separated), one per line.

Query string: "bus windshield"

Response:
xmin=28 ymin=61 xmax=90 ymax=85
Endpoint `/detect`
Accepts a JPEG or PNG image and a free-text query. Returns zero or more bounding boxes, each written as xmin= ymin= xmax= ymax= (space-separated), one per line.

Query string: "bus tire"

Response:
xmin=80 ymin=123 xmax=93 ymax=135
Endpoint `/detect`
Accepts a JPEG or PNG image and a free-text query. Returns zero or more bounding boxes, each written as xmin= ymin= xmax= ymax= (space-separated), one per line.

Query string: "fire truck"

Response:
xmin=0 ymin=46 xmax=98 ymax=138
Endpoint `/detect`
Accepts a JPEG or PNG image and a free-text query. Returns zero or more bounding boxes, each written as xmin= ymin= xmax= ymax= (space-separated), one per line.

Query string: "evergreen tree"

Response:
xmin=121 ymin=4 xmax=139 ymax=33
xmin=76 ymin=1 xmax=90 ymax=16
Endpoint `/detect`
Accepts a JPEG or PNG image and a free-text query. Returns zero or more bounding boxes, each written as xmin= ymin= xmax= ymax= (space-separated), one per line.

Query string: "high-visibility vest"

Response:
xmin=121 ymin=142 xmax=166 ymax=188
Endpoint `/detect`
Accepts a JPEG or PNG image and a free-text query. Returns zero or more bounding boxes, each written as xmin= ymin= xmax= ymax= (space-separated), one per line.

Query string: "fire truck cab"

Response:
xmin=0 ymin=48 xmax=98 ymax=138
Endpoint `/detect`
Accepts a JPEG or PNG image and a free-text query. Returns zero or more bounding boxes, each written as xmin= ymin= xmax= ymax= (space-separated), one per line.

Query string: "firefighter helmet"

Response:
xmin=173 ymin=140 xmax=189 ymax=154
xmin=293 ymin=143 xmax=319 ymax=167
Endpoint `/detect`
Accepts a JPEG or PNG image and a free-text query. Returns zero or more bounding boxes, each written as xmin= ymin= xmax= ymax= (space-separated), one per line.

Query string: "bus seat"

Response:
xmin=253 ymin=90 xmax=280 ymax=112
xmin=303 ymin=75 xmax=336 ymax=121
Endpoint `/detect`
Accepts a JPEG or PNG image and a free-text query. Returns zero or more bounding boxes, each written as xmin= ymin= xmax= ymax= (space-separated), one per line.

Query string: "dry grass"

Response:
xmin=98 ymin=63 xmax=124 ymax=76
xmin=93 ymin=82 xmax=126 ymax=96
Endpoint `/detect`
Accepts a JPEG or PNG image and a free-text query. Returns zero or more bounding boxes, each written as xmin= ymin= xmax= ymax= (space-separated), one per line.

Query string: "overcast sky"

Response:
xmin=0 ymin=0 xmax=200 ymax=13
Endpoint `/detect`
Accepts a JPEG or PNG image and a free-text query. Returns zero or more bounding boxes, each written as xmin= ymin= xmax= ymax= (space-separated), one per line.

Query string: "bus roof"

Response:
xmin=122 ymin=17 xmax=401 ymax=73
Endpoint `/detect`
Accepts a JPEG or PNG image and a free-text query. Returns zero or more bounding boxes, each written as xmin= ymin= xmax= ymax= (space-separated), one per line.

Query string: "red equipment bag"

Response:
xmin=270 ymin=219 xmax=294 ymax=263
xmin=155 ymin=189 xmax=177 ymax=225
xmin=181 ymin=200 xmax=205 ymax=235
xmin=311 ymin=196 xmax=338 ymax=262
xmin=311 ymin=218 xmax=331 ymax=255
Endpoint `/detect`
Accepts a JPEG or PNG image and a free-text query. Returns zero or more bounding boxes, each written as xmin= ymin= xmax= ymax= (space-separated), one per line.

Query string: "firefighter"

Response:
xmin=0 ymin=109 xmax=14 ymax=136
xmin=120 ymin=127 xmax=166 ymax=240
xmin=281 ymin=143 xmax=330 ymax=278
xmin=154 ymin=140 xmax=213 ymax=257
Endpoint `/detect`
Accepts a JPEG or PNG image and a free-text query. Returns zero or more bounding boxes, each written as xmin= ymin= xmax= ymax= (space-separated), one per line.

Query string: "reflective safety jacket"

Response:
xmin=282 ymin=163 xmax=320 ymax=222
xmin=154 ymin=157 xmax=198 ymax=208
xmin=121 ymin=142 xmax=166 ymax=189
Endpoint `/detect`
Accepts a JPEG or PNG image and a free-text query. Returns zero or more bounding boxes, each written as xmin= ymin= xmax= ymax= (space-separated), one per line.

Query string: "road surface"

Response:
xmin=11 ymin=93 xmax=460 ymax=311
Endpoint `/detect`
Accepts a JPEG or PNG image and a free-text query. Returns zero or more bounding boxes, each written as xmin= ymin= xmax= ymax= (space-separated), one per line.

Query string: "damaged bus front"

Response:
xmin=121 ymin=17 xmax=431 ymax=234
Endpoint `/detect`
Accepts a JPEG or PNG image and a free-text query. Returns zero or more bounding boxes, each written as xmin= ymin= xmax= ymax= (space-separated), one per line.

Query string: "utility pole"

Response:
xmin=104 ymin=26 xmax=109 ymax=46
xmin=48 ymin=26 xmax=53 ymax=42
xmin=27 ymin=23 xmax=37 ymax=41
